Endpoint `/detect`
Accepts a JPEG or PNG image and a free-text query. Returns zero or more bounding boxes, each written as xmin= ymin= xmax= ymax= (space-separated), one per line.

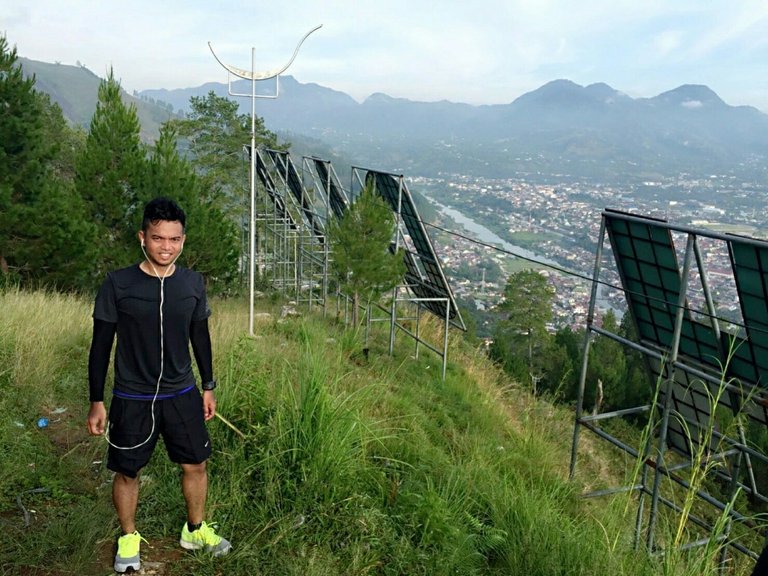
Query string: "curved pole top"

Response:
xmin=208 ymin=24 xmax=322 ymax=81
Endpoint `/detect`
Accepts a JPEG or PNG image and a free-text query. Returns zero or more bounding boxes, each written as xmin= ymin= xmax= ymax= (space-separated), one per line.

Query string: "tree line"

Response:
xmin=0 ymin=36 xmax=279 ymax=294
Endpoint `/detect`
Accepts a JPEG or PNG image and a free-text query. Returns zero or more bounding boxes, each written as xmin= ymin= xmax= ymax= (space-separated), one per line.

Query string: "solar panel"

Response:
xmin=266 ymin=149 xmax=325 ymax=241
xmin=253 ymin=148 xmax=298 ymax=230
xmin=605 ymin=210 xmax=721 ymax=371
xmin=366 ymin=170 xmax=465 ymax=330
xmin=602 ymin=210 xmax=764 ymax=460
xmin=646 ymin=353 xmax=757 ymax=459
xmin=311 ymin=158 xmax=349 ymax=219
xmin=573 ymin=209 xmax=768 ymax=558
xmin=729 ymin=240 xmax=768 ymax=387
xmin=399 ymin=248 xmax=456 ymax=313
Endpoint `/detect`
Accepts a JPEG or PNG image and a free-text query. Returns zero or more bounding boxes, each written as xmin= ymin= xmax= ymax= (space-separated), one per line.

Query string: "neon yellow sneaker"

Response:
xmin=180 ymin=521 xmax=231 ymax=556
xmin=114 ymin=530 xmax=146 ymax=573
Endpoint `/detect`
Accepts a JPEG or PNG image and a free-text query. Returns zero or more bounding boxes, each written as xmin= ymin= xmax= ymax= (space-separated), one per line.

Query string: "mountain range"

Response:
xmin=20 ymin=57 xmax=768 ymax=182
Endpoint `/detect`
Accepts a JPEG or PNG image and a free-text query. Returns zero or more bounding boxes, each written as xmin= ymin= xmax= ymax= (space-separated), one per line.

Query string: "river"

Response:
xmin=426 ymin=198 xmax=559 ymax=267
xmin=424 ymin=195 xmax=623 ymax=317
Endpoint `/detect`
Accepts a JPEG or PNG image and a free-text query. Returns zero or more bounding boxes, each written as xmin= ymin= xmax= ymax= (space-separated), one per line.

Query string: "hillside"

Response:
xmin=0 ymin=289 xmax=757 ymax=575
xmin=19 ymin=57 xmax=177 ymax=141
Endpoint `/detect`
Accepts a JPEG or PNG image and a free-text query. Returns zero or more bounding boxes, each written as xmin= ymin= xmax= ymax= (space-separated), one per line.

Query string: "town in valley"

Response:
xmin=405 ymin=170 xmax=768 ymax=334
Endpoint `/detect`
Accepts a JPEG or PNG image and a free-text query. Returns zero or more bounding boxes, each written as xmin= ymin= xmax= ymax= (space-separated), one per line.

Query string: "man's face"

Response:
xmin=138 ymin=220 xmax=185 ymax=268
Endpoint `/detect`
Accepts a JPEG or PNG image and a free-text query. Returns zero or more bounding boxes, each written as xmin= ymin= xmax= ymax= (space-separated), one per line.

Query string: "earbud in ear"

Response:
xmin=141 ymin=241 xmax=145 ymax=248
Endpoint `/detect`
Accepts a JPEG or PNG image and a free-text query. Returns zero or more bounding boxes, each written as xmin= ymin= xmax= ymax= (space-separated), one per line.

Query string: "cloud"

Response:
xmin=682 ymin=100 xmax=703 ymax=109
xmin=686 ymin=3 xmax=768 ymax=59
xmin=652 ymin=30 xmax=684 ymax=58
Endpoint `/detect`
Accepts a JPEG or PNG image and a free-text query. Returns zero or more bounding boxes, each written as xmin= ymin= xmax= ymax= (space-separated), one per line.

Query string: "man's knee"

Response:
xmin=114 ymin=471 xmax=140 ymax=486
xmin=181 ymin=462 xmax=207 ymax=476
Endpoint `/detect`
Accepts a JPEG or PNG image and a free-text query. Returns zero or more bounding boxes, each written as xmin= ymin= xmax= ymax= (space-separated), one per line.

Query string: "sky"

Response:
xmin=4 ymin=1 xmax=768 ymax=112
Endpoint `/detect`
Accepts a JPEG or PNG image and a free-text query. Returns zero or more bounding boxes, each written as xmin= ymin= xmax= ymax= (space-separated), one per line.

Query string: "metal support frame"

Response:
xmin=368 ymin=286 xmax=453 ymax=380
xmin=343 ymin=166 xmax=463 ymax=380
xmin=254 ymin=149 xmax=329 ymax=311
xmin=570 ymin=210 xmax=768 ymax=566
xmin=253 ymin=148 xmax=300 ymax=296
xmin=256 ymin=153 xmax=461 ymax=380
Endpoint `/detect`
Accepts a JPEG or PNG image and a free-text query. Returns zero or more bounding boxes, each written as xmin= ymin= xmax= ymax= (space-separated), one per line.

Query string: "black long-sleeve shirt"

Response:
xmin=88 ymin=264 xmax=213 ymax=402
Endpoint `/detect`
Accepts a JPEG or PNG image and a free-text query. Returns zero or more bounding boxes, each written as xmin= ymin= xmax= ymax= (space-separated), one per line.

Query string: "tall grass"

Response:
xmin=590 ymin=340 xmax=765 ymax=576
xmin=0 ymin=288 xmax=114 ymax=573
xmin=2 ymin=288 xmax=756 ymax=574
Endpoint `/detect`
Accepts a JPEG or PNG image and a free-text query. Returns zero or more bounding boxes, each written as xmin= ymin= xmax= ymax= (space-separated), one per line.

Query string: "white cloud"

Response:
xmin=652 ymin=30 xmax=684 ymax=58
xmin=686 ymin=3 xmax=768 ymax=59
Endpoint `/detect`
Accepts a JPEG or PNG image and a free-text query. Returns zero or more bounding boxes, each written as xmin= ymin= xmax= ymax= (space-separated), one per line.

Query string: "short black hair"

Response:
xmin=142 ymin=197 xmax=186 ymax=232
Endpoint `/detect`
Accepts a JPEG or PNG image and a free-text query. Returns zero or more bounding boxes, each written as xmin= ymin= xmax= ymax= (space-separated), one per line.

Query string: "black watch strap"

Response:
xmin=202 ymin=379 xmax=217 ymax=391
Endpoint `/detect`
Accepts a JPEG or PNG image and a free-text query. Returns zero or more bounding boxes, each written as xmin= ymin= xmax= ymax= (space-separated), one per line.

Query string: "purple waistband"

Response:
xmin=113 ymin=384 xmax=195 ymax=401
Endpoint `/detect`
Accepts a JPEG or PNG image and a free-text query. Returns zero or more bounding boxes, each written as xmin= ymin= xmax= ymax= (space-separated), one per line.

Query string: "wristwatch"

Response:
xmin=201 ymin=379 xmax=217 ymax=391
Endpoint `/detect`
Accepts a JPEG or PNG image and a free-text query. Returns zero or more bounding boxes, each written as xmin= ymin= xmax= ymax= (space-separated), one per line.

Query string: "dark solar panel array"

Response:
xmin=604 ymin=210 xmax=768 ymax=459
xmin=367 ymin=170 xmax=465 ymax=330
xmin=605 ymin=211 xmax=721 ymax=368
xmin=398 ymin=248 xmax=456 ymax=314
xmin=253 ymin=148 xmax=298 ymax=230
xmin=647 ymin=355 xmax=754 ymax=458
xmin=729 ymin=241 xmax=768 ymax=386
xmin=266 ymin=149 xmax=325 ymax=241
xmin=312 ymin=158 xmax=348 ymax=219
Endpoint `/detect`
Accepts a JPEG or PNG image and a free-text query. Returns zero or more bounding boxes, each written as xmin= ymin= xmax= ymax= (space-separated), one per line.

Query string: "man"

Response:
xmin=86 ymin=197 xmax=230 ymax=573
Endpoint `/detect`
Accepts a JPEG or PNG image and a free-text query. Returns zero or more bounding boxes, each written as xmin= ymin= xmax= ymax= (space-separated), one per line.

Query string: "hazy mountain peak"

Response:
xmin=511 ymin=78 xmax=630 ymax=108
xmin=544 ymin=78 xmax=582 ymax=89
xmin=584 ymin=82 xmax=628 ymax=103
xmin=511 ymin=79 xmax=583 ymax=106
xmin=364 ymin=92 xmax=397 ymax=104
xmin=652 ymin=84 xmax=725 ymax=109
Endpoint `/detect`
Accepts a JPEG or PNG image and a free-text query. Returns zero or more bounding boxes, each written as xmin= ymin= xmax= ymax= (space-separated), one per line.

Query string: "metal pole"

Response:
xmin=415 ymin=302 xmax=422 ymax=359
xmin=646 ymin=233 xmax=695 ymax=551
xmin=248 ymin=48 xmax=256 ymax=336
xmin=389 ymin=285 xmax=398 ymax=355
xmin=569 ymin=216 xmax=607 ymax=479
xmin=207 ymin=26 xmax=321 ymax=335
xmin=442 ymin=298 xmax=450 ymax=381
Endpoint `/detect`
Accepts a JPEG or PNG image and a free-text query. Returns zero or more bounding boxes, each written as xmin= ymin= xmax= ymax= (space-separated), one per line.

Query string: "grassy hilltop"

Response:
xmin=0 ymin=289 xmax=756 ymax=575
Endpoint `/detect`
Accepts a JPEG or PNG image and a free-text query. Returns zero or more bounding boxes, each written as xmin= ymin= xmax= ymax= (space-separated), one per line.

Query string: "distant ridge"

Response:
xmin=18 ymin=55 xmax=768 ymax=181
xmin=139 ymin=76 xmax=768 ymax=181
xmin=19 ymin=57 xmax=179 ymax=140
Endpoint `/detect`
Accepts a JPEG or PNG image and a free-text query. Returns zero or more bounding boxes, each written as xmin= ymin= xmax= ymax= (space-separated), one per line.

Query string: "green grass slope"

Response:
xmin=0 ymin=289 xmax=752 ymax=575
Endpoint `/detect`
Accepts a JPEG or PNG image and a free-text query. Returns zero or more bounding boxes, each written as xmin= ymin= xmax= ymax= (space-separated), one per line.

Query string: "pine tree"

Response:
xmin=171 ymin=91 xmax=280 ymax=205
xmin=143 ymin=125 xmax=239 ymax=293
xmin=0 ymin=36 xmax=96 ymax=289
xmin=490 ymin=269 xmax=556 ymax=389
xmin=0 ymin=36 xmax=50 ymax=276
xmin=328 ymin=182 xmax=406 ymax=326
xmin=76 ymin=68 xmax=146 ymax=278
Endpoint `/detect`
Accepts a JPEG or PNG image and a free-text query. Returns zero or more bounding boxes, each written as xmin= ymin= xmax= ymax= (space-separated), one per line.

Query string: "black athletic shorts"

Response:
xmin=107 ymin=387 xmax=212 ymax=478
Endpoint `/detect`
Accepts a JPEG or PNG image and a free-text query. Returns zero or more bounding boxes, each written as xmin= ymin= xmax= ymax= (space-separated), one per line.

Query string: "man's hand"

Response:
xmin=87 ymin=402 xmax=107 ymax=435
xmin=202 ymin=390 xmax=216 ymax=421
